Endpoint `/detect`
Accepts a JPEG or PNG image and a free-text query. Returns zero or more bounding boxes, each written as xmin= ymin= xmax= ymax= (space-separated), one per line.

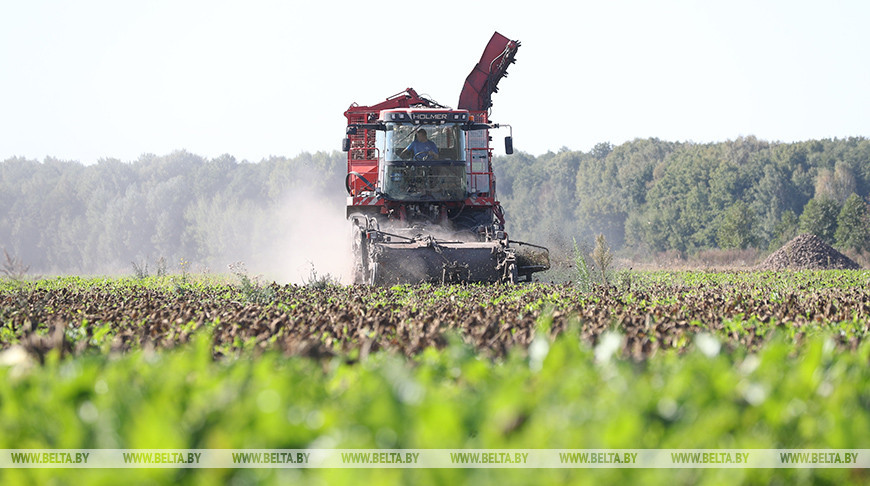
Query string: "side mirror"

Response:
xmin=342 ymin=138 xmax=351 ymax=152
xmin=504 ymin=136 xmax=514 ymax=155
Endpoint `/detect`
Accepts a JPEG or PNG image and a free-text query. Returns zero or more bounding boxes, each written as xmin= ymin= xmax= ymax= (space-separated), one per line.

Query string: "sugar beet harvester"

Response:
xmin=342 ymin=32 xmax=549 ymax=285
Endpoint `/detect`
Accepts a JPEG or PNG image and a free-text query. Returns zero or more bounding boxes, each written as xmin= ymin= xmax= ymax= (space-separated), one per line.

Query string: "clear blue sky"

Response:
xmin=2 ymin=0 xmax=869 ymax=163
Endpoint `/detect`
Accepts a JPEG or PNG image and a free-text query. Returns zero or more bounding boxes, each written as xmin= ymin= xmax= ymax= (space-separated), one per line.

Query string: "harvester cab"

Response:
xmin=343 ymin=33 xmax=549 ymax=285
xmin=379 ymin=110 xmax=469 ymax=203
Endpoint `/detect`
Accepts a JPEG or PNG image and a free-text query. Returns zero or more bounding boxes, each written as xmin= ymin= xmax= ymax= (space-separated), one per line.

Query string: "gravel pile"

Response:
xmin=759 ymin=234 xmax=860 ymax=270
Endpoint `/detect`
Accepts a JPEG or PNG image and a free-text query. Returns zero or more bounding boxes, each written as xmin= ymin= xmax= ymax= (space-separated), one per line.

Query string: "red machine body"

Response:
xmin=344 ymin=93 xmax=499 ymax=223
xmin=343 ymin=32 xmax=519 ymax=224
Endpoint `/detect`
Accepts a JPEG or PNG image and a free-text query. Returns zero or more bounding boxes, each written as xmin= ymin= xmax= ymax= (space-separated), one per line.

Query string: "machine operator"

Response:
xmin=401 ymin=129 xmax=439 ymax=160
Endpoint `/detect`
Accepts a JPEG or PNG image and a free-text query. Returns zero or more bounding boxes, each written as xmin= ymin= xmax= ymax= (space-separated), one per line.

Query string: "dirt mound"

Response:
xmin=759 ymin=234 xmax=860 ymax=270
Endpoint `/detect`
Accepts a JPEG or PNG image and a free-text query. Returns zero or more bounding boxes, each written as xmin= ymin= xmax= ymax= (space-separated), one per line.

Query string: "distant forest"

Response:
xmin=2 ymin=136 xmax=869 ymax=275
xmin=0 ymin=151 xmax=346 ymax=276
xmin=497 ymin=136 xmax=870 ymax=258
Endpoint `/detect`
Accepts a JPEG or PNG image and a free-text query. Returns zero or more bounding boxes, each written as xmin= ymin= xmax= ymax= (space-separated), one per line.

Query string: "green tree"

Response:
xmin=750 ymin=164 xmax=799 ymax=247
xmin=590 ymin=233 xmax=613 ymax=283
xmin=768 ymin=210 xmax=799 ymax=251
xmin=815 ymin=163 xmax=857 ymax=203
xmin=716 ymin=201 xmax=758 ymax=249
xmin=834 ymin=193 xmax=870 ymax=251
xmin=591 ymin=141 xmax=613 ymax=160
xmin=799 ymin=197 xmax=841 ymax=244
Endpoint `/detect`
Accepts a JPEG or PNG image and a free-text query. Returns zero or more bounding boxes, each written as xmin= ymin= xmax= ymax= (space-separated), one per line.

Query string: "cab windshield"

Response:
xmin=383 ymin=123 xmax=465 ymax=162
xmin=380 ymin=122 xmax=467 ymax=202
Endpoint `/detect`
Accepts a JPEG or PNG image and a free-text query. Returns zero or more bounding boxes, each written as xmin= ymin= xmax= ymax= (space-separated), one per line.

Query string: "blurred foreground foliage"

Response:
xmin=1 ymin=330 xmax=868 ymax=484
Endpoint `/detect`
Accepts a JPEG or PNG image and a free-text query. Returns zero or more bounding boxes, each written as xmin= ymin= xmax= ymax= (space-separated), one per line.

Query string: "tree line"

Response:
xmin=1 ymin=151 xmax=345 ymax=275
xmin=495 ymin=136 xmax=870 ymax=258
xmin=2 ymin=136 xmax=869 ymax=275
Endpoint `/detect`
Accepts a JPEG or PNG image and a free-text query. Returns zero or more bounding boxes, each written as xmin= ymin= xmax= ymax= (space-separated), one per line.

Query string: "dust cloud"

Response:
xmin=230 ymin=189 xmax=354 ymax=285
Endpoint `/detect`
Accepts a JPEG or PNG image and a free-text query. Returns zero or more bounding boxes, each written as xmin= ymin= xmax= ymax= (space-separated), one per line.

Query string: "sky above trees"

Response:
xmin=2 ymin=0 xmax=869 ymax=164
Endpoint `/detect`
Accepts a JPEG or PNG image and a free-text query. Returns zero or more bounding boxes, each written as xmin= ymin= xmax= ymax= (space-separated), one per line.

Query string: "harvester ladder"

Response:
xmin=466 ymin=111 xmax=493 ymax=196
xmin=467 ymin=146 xmax=493 ymax=195
xmin=346 ymin=111 xmax=379 ymax=196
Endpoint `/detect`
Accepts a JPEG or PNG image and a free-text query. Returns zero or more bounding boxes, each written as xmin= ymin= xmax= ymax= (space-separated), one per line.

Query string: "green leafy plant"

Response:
xmin=228 ymin=261 xmax=275 ymax=304
xmin=130 ymin=260 xmax=149 ymax=279
xmin=302 ymin=262 xmax=340 ymax=289
xmin=1 ymin=249 xmax=29 ymax=281
xmin=571 ymin=237 xmax=591 ymax=292
xmin=590 ymin=234 xmax=613 ymax=285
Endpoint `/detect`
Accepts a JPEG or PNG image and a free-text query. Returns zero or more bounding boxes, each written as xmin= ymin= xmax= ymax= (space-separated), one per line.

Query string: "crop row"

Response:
xmin=1 ymin=271 xmax=869 ymax=361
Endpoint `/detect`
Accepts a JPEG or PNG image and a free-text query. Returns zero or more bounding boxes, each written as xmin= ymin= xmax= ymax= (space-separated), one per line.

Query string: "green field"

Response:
xmin=1 ymin=271 xmax=869 ymax=484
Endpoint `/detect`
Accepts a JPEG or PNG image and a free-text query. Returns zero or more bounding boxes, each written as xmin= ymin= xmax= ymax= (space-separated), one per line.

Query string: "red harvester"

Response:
xmin=343 ymin=32 xmax=549 ymax=284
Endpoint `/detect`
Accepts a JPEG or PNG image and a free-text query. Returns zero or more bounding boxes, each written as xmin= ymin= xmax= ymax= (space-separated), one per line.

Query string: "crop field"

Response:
xmin=2 ymin=271 xmax=870 ymax=484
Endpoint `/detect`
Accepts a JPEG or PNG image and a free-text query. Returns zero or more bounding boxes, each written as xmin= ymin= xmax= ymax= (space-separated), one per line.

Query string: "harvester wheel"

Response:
xmin=350 ymin=219 xmax=369 ymax=285
xmin=368 ymin=262 xmax=380 ymax=286
xmin=353 ymin=237 xmax=368 ymax=284
xmin=508 ymin=263 xmax=518 ymax=285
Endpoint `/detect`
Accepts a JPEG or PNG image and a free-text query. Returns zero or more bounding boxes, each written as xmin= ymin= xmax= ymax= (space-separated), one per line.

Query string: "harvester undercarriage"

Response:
xmin=350 ymin=215 xmax=549 ymax=285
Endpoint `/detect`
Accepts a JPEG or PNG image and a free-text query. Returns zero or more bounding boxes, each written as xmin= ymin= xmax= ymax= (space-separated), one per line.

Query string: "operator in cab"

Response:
xmin=401 ymin=129 xmax=439 ymax=160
